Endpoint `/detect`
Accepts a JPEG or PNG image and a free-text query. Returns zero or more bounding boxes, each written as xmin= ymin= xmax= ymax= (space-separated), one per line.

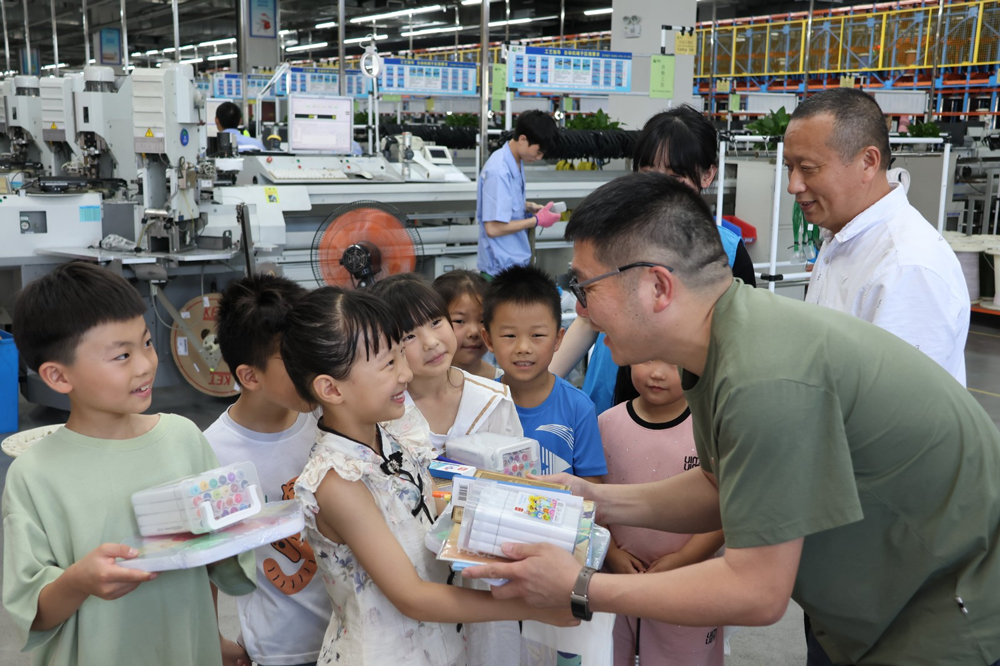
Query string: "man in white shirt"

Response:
xmin=783 ymin=88 xmax=970 ymax=385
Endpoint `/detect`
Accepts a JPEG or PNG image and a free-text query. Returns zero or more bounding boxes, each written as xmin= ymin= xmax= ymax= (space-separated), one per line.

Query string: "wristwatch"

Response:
xmin=570 ymin=566 xmax=597 ymax=621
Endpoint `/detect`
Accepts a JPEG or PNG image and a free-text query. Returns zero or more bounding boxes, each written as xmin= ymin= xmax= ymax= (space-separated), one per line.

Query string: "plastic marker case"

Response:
xmin=428 ymin=474 xmax=610 ymax=586
xmin=453 ymin=476 xmax=583 ymax=558
xmin=445 ymin=433 xmax=540 ymax=478
xmin=119 ymin=500 xmax=304 ymax=572
xmin=130 ymin=462 xmax=263 ymax=537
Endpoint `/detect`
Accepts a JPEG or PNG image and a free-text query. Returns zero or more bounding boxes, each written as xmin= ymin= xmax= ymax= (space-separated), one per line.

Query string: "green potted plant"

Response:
xmin=900 ymin=120 xmax=940 ymax=138
xmin=745 ymin=106 xmax=791 ymax=150
xmin=565 ymin=108 xmax=620 ymax=131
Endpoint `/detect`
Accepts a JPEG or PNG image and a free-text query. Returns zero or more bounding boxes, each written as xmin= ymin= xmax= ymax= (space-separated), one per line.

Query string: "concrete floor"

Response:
xmin=3 ymin=313 xmax=1000 ymax=665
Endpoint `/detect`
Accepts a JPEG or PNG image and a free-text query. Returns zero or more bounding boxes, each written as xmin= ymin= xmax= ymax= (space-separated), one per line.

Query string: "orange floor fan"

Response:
xmin=310 ymin=201 xmax=423 ymax=289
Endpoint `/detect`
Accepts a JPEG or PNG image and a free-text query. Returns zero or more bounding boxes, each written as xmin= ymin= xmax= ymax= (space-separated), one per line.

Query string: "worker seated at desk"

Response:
xmin=215 ymin=101 xmax=265 ymax=152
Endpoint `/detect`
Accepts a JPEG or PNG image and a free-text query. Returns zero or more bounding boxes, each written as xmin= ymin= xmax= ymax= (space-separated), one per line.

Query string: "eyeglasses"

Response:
xmin=567 ymin=262 xmax=673 ymax=309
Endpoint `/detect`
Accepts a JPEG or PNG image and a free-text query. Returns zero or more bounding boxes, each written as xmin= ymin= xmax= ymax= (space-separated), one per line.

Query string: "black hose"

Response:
xmin=498 ymin=128 xmax=638 ymax=161
xmin=374 ymin=124 xmax=639 ymax=162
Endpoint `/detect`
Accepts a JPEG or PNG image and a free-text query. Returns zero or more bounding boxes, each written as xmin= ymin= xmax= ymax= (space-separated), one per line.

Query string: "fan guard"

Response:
xmin=310 ymin=201 xmax=422 ymax=288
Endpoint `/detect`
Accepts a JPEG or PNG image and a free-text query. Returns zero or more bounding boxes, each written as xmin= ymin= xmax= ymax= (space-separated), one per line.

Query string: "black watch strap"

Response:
xmin=570 ymin=567 xmax=597 ymax=621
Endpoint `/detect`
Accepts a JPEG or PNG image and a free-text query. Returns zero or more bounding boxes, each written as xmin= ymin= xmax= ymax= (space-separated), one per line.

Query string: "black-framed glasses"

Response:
xmin=568 ymin=262 xmax=674 ymax=309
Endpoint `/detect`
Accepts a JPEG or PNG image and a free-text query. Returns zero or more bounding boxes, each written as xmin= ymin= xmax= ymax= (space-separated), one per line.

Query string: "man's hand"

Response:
xmin=645 ymin=552 xmax=686 ymax=574
xmin=463 ymin=542 xmax=581 ymax=609
xmin=525 ymin=201 xmax=545 ymax=214
xmin=527 ymin=472 xmax=606 ymax=521
xmin=528 ymin=472 xmax=594 ymax=499
xmin=66 ymin=544 xmax=157 ymax=601
xmin=220 ymin=636 xmax=250 ymax=666
xmin=605 ymin=544 xmax=646 ymax=574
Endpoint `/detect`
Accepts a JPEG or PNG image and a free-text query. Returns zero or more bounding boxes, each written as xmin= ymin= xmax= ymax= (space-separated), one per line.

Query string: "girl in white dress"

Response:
xmin=371 ymin=274 xmax=523 ymax=666
xmin=281 ymin=287 xmax=564 ymax=666
xmin=372 ymin=273 xmax=522 ymax=452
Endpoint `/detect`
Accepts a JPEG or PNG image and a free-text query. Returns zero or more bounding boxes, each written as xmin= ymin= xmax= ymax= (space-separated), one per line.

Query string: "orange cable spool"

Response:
xmin=169 ymin=293 xmax=239 ymax=398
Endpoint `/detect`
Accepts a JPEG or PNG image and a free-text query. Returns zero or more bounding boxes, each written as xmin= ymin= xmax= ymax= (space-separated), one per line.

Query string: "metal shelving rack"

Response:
xmin=695 ymin=0 xmax=1000 ymax=127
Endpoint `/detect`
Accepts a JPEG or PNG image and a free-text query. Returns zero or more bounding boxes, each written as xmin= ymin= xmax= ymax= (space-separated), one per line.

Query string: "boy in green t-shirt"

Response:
xmin=2 ymin=262 xmax=255 ymax=666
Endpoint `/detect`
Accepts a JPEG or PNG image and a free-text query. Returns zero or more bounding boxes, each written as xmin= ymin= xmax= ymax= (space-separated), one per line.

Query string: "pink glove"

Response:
xmin=534 ymin=202 xmax=560 ymax=228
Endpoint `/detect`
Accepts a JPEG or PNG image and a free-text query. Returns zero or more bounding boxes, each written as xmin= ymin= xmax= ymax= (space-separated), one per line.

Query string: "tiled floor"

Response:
xmin=3 ymin=315 xmax=1000 ymax=665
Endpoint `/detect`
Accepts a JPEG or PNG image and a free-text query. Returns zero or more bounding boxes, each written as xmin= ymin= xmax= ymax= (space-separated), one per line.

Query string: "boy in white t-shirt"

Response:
xmin=205 ymin=275 xmax=330 ymax=666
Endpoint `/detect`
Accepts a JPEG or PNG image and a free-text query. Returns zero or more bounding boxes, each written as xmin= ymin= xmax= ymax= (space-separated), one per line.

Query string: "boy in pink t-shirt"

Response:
xmin=599 ymin=361 xmax=726 ymax=666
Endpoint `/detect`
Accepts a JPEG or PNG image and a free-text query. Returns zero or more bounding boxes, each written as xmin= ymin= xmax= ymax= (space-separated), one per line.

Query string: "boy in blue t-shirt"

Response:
xmin=482 ymin=265 xmax=607 ymax=481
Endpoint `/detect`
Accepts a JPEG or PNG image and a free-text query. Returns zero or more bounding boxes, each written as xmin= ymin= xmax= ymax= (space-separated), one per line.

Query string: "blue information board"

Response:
xmin=343 ymin=71 xmax=370 ymax=98
xmin=213 ymin=69 xmax=369 ymax=100
xmin=212 ymin=73 xmax=244 ymax=99
xmin=507 ymin=45 xmax=631 ymax=94
xmin=379 ymin=58 xmax=478 ymax=96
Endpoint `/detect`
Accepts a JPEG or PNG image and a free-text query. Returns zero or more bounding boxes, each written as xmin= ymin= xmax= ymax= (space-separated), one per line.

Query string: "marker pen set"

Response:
xmin=130 ymin=462 xmax=263 ymax=537
xmin=445 ymin=433 xmax=541 ymax=478
xmin=453 ymin=477 xmax=583 ymax=558
xmin=428 ymin=460 xmax=478 ymax=480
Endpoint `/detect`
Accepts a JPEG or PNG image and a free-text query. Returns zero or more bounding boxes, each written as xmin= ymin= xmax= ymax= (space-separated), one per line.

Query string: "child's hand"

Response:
xmin=645 ymin=552 xmax=685 ymax=574
xmin=67 ymin=544 xmax=157 ymax=600
xmin=220 ymin=636 xmax=250 ymax=666
xmin=605 ymin=545 xmax=646 ymax=574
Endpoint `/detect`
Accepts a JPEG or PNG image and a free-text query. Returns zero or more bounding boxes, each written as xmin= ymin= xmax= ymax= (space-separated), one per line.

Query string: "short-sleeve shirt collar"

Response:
xmin=500 ymin=141 xmax=523 ymax=180
xmin=825 ymin=183 xmax=906 ymax=244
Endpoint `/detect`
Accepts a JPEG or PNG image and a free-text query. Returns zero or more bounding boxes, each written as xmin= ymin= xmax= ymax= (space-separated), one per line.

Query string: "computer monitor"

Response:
xmin=205 ymin=98 xmax=225 ymax=139
xmin=288 ymin=95 xmax=353 ymax=154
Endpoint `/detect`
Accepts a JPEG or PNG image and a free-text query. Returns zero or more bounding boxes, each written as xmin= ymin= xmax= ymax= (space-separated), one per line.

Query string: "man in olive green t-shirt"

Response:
xmin=465 ymin=173 xmax=1000 ymax=666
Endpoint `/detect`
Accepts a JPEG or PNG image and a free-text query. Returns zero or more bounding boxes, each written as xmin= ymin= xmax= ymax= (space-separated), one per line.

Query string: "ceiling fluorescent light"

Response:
xmin=207 ymin=53 xmax=237 ymax=61
xmin=584 ymin=8 xmax=612 ymax=15
xmin=489 ymin=15 xmax=558 ymax=27
xmin=198 ymin=37 xmax=236 ymax=47
xmin=280 ymin=29 xmax=297 ymax=35
xmin=344 ymin=34 xmax=388 ymax=44
xmin=461 ymin=0 xmax=481 ymax=4
xmin=41 ymin=63 xmax=67 ymax=70
xmin=351 ymin=5 xmax=443 ymax=24
xmin=285 ymin=41 xmax=328 ymax=52
xmin=180 ymin=57 xmax=204 ymax=64
xmin=410 ymin=21 xmax=445 ymax=29
xmin=314 ymin=21 xmax=338 ymax=29
xmin=401 ymin=25 xmax=464 ymax=37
